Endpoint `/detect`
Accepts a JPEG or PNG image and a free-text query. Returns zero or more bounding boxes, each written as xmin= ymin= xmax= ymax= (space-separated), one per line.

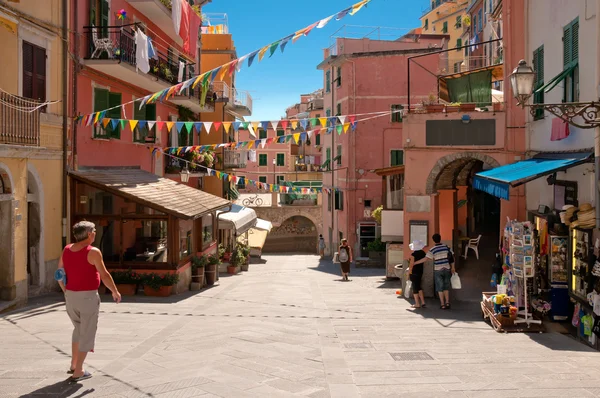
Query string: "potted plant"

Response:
xmin=191 ymin=255 xmax=207 ymax=289
xmin=445 ymin=102 xmax=461 ymax=113
xmin=142 ymin=272 xmax=179 ymax=297
xmin=227 ymin=248 xmax=242 ymax=275
xmin=422 ymin=92 xmax=444 ymax=113
xmin=220 ymin=243 xmax=232 ymax=262
xmin=493 ymin=102 xmax=504 ymax=112
xmin=238 ymin=244 xmax=251 ymax=272
xmin=205 ymin=254 xmax=220 ymax=286
xmin=366 ymin=238 xmax=386 ymax=262
xmin=110 ymin=269 xmax=142 ymax=296
xmin=460 ymin=103 xmax=477 ymax=112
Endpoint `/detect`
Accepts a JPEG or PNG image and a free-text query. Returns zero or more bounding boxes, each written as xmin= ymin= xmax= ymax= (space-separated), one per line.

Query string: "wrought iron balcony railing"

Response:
xmin=0 ymin=92 xmax=41 ymax=146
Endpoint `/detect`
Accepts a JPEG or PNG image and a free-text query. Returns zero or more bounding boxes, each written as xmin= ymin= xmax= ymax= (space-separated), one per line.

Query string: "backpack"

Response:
xmin=339 ymin=247 xmax=349 ymax=262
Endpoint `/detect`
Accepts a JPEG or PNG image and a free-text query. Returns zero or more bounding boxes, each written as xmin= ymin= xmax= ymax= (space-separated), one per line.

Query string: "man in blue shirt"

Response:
xmin=425 ymin=233 xmax=455 ymax=309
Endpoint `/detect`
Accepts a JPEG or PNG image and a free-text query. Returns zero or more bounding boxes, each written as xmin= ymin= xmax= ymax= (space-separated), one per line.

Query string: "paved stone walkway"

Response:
xmin=2 ymin=254 xmax=600 ymax=397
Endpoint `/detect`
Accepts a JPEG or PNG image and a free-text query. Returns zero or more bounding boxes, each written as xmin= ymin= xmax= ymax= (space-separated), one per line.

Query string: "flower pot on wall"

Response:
xmin=241 ymin=263 xmax=249 ymax=272
xmin=227 ymin=265 xmax=237 ymax=275
xmin=460 ymin=103 xmax=476 ymax=112
xmin=191 ymin=272 xmax=204 ymax=288
xmin=445 ymin=105 xmax=460 ymax=113
xmin=144 ymin=285 xmax=173 ymax=297
xmin=493 ymin=102 xmax=503 ymax=112
xmin=425 ymin=104 xmax=444 ymax=113
xmin=115 ymin=283 xmax=136 ymax=296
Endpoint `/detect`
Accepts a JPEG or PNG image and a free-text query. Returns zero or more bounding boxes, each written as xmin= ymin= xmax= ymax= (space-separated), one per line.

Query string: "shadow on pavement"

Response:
xmin=307 ymin=257 xmax=386 ymax=280
xmin=20 ymin=379 xmax=90 ymax=397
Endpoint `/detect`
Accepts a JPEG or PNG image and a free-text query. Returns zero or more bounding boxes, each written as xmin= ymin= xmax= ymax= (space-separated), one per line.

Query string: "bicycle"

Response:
xmin=242 ymin=194 xmax=263 ymax=206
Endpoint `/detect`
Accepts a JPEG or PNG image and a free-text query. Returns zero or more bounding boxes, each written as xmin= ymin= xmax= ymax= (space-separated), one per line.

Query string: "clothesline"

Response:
xmin=80 ymin=0 xmax=372 ymax=119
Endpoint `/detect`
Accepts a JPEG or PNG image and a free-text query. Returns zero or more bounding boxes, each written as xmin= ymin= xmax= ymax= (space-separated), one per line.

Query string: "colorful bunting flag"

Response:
xmin=102 ymin=118 xmax=111 ymax=128
xmin=280 ymin=34 xmax=293 ymax=53
xmin=269 ymin=41 xmax=280 ymax=57
xmin=138 ymin=121 xmax=147 ymax=129
xmin=213 ymin=122 xmax=222 ymax=133
xmin=343 ymin=123 xmax=350 ymax=133
xmin=232 ymin=122 xmax=241 ymax=132
xmin=129 ymin=120 xmax=138 ymax=131
xmin=319 ymin=117 xmax=328 ymax=127
xmin=258 ymin=45 xmax=269 ymax=61
xmin=290 ymin=120 xmax=298 ymax=130
xmin=317 ymin=15 xmax=334 ymax=28
xmin=204 ymin=122 xmax=213 ymax=134
xmin=247 ymin=50 xmax=259 ymax=67
xmin=293 ymin=133 xmax=300 ymax=144
xmin=166 ymin=121 xmax=174 ymax=132
xmin=223 ymin=122 xmax=232 ymax=133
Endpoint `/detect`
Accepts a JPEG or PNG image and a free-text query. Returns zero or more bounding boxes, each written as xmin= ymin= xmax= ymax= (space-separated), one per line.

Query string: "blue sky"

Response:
xmin=202 ymin=0 xmax=428 ymax=121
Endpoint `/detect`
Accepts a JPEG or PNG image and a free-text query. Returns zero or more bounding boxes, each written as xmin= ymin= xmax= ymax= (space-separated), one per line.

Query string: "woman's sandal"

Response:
xmin=69 ymin=370 xmax=92 ymax=382
xmin=411 ymin=304 xmax=421 ymax=309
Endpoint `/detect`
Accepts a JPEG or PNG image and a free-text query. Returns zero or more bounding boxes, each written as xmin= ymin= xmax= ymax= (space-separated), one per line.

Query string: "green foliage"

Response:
xmin=110 ymin=269 xmax=142 ymax=284
xmin=230 ymin=247 xmax=246 ymax=266
xmin=207 ymin=254 xmax=221 ymax=266
xmin=366 ymin=238 xmax=386 ymax=252
xmin=372 ymin=205 xmax=383 ymax=224
xmin=191 ymin=255 xmax=208 ymax=270
xmin=142 ymin=273 xmax=179 ymax=290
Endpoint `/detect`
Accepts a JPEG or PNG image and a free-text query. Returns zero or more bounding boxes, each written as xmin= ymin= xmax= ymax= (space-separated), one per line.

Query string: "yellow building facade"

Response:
xmin=420 ymin=0 xmax=469 ymax=73
xmin=0 ymin=1 xmax=66 ymax=309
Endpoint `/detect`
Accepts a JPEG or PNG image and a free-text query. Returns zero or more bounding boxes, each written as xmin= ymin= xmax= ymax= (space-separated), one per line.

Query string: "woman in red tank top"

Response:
xmin=57 ymin=221 xmax=121 ymax=382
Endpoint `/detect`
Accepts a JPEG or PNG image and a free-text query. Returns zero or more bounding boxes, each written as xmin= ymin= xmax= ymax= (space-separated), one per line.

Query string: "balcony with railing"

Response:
xmin=201 ymin=13 xmax=229 ymax=34
xmin=228 ymin=88 xmax=252 ymax=116
xmin=0 ymin=92 xmax=41 ymax=146
xmin=223 ymin=149 xmax=247 ymax=169
xmin=83 ymin=25 xmax=193 ymax=94
xmin=126 ymin=0 xmax=186 ymax=44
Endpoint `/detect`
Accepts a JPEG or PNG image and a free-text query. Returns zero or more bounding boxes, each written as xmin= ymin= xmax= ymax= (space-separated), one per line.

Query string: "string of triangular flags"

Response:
xmin=161 ymin=111 xmax=400 ymax=154
xmin=76 ymin=0 xmax=372 ymax=123
xmin=157 ymin=147 xmax=339 ymax=195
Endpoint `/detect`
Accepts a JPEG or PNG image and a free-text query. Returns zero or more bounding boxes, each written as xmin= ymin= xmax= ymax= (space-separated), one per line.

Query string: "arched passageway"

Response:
xmin=262 ymin=216 xmax=318 ymax=253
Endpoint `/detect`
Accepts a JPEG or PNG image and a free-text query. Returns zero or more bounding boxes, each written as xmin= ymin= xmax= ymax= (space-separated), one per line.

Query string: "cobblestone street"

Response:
xmin=2 ymin=254 xmax=600 ymax=397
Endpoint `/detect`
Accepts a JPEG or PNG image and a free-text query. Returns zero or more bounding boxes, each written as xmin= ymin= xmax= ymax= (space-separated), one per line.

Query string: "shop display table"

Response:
xmin=481 ymin=292 xmax=545 ymax=334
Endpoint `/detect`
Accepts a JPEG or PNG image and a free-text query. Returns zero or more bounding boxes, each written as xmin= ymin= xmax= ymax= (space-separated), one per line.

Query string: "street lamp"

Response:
xmin=180 ymin=164 xmax=190 ymax=183
xmin=510 ymin=59 xmax=600 ymax=129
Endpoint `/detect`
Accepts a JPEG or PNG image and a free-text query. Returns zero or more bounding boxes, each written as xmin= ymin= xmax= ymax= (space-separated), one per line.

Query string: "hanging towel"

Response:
xmin=179 ymin=0 xmax=190 ymax=47
xmin=178 ymin=61 xmax=185 ymax=82
xmin=147 ymin=38 xmax=157 ymax=60
xmin=135 ymin=30 xmax=150 ymax=74
xmin=551 ymin=117 xmax=570 ymax=141
xmin=171 ymin=0 xmax=182 ymax=37
xmin=185 ymin=6 xmax=201 ymax=58
xmin=248 ymin=150 xmax=257 ymax=162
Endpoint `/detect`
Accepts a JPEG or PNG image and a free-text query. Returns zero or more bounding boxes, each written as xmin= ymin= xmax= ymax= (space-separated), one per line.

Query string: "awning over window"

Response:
xmin=534 ymin=63 xmax=578 ymax=94
xmin=473 ymin=152 xmax=592 ymax=200
xmin=254 ymin=218 xmax=273 ymax=232
xmin=69 ymin=168 xmax=230 ymax=219
xmin=217 ymin=204 xmax=258 ymax=235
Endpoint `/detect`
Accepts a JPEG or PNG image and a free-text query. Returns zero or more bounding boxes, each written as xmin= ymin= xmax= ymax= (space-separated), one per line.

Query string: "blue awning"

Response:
xmin=473 ymin=152 xmax=593 ymax=200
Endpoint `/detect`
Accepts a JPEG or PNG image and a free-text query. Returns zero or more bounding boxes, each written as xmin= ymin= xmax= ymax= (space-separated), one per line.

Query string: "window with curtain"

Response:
xmin=387 ymin=174 xmax=404 ymax=210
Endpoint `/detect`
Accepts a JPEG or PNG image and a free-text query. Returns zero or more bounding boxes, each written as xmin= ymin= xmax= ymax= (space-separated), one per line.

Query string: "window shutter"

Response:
xmin=93 ymin=88 xmax=109 ymax=137
xmin=107 ymin=92 xmax=121 ymax=138
xmin=22 ymin=42 xmax=33 ymax=100
xmin=571 ymin=19 xmax=579 ymax=63
xmin=326 ymin=147 xmax=331 ymax=161
xmin=33 ymin=46 xmax=46 ymax=103
xmin=456 ymin=38 xmax=462 ymax=51
xmin=90 ymin=0 xmax=97 ymax=26
xmin=100 ymin=0 xmax=109 ymax=37
xmin=563 ymin=24 xmax=572 ymax=67
xmin=316 ymin=134 xmax=321 ymax=146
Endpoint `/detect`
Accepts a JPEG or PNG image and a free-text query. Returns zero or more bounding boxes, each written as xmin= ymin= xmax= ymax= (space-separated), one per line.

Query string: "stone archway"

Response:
xmin=262 ymin=215 xmax=319 ymax=253
xmin=27 ymin=163 xmax=44 ymax=293
xmin=0 ymin=162 xmax=15 ymax=300
xmin=425 ymin=152 xmax=501 ymax=194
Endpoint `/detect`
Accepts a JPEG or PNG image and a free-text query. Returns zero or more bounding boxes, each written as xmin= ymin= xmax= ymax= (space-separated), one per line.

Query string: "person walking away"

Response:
xmin=408 ymin=240 xmax=427 ymax=308
xmin=425 ymin=233 xmax=455 ymax=309
xmin=338 ymin=239 xmax=353 ymax=281
xmin=57 ymin=221 xmax=121 ymax=382
xmin=318 ymin=234 xmax=326 ymax=258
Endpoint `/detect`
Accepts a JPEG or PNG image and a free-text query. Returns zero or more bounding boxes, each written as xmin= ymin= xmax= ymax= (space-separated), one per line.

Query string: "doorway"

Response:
xmin=26 ymin=165 xmax=43 ymax=294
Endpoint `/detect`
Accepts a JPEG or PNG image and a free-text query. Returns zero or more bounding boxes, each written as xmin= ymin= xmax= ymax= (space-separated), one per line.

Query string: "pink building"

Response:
xmin=317 ymin=36 xmax=448 ymax=257
xmin=234 ymin=90 xmax=324 ymax=190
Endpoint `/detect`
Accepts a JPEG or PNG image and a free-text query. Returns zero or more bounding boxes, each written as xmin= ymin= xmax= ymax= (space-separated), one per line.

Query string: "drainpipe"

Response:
xmin=61 ymin=0 xmax=68 ymax=247
xmin=330 ymin=65 xmax=335 ymax=255
xmin=596 ymin=0 xmax=600 ymax=229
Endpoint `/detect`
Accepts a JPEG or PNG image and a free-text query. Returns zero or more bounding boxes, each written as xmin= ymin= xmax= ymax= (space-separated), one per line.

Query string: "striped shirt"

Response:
xmin=426 ymin=243 xmax=452 ymax=271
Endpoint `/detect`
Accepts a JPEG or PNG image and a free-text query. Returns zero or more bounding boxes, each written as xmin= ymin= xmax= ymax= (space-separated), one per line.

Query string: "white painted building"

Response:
xmin=524 ymin=0 xmax=597 ymax=211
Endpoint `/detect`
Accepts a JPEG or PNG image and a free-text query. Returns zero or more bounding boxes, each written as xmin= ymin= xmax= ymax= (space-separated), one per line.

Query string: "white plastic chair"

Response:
xmin=463 ymin=234 xmax=482 ymax=260
xmin=91 ymin=25 xmax=113 ymax=59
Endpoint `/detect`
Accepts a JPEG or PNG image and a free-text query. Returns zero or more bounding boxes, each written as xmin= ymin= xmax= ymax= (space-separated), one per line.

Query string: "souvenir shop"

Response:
xmin=486 ymin=205 xmax=600 ymax=347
